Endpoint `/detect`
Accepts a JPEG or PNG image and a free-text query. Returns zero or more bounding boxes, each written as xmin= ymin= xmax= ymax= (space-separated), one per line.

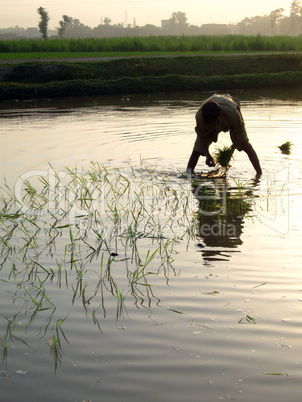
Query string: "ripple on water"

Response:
xmin=1 ymin=89 xmax=302 ymax=402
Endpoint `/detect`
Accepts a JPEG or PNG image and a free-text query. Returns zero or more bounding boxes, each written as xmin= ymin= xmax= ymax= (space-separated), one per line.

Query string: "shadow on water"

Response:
xmin=191 ymin=173 xmax=260 ymax=262
xmin=2 ymin=85 xmax=302 ymax=113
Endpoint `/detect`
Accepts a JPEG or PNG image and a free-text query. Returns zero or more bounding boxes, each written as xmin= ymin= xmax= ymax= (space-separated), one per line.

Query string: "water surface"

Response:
xmin=0 ymin=88 xmax=302 ymax=402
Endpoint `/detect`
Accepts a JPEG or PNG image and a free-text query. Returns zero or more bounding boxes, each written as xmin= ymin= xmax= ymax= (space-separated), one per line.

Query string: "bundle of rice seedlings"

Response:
xmin=278 ymin=141 xmax=292 ymax=155
xmin=214 ymin=145 xmax=234 ymax=167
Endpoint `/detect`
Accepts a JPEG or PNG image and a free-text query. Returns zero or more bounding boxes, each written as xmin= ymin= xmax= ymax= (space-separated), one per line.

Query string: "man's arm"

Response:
xmin=186 ymin=150 xmax=201 ymax=173
xmin=186 ymin=149 xmax=215 ymax=173
xmin=241 ymin=141 xmax=262 ymax=175
xmin=187 ymin=131 xmax=215 ymax=173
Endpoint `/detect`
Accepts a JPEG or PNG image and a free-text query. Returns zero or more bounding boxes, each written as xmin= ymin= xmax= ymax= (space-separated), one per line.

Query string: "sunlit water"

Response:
xmin=0 ymin=88 xmax=302 ymax=401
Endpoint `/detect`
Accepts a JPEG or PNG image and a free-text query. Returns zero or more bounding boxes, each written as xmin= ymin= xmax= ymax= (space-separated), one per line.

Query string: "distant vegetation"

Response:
xmin=1 ymin=1 xmax=302 ymax=40
xmin=1 ymin=34 xmax=302 ymax=55
xmin=37 ymin=6 xmax=50 ymax=40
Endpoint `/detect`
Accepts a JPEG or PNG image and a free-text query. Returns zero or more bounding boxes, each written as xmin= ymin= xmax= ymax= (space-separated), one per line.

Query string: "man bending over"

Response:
xmin=187 ymin=93 xmax=262 ymax=175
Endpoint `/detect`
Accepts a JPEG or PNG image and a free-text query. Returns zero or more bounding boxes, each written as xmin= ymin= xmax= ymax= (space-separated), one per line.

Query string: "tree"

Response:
xmin=62 ymin=18 xmax=92 ymax=38
xmin=37 ymin=6 xmax=50 ymax=39
xmin=270 ymin=8 xmax=284 ymax=34
xmin=290 ymin=0 xmax=302 ymax=15
xmin=237 ymin=17 xmax=253 ymax=34
xmin=290 ymin=0 xmax=302 ymax=34
xmin=58 ymin=15 xmax=72 ymax=38
xmin=170 ymin=11 xmax=188 ymax=27
xmin=103 ymin=17 xmax=112 ymax=25
xmin=169 ymin=11 xmax=189 ymax=34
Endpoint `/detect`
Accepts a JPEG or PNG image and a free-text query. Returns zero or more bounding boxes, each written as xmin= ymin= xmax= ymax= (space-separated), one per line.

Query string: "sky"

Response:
xmin=0 ymin=0 xmax=294 ymax=30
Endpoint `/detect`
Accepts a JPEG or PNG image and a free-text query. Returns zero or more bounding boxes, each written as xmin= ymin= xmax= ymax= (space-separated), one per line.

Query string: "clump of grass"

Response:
xmin=214 ymin=145 xmax=234 ymax=167
xmin=0 ymin=160 xmax=260 ymax=372
xmin=0 ymin=161 xmax=197 ymax=358
xmin=238 ymin=314 xmax=256 ymax=324
xmin=278 ymin=141 xmax=292 ymax=154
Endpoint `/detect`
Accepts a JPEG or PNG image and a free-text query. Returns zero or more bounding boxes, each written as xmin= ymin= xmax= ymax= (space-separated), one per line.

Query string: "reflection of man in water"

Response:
xmin=187 ymin=94 xmax=262 ymax=175
xmin=193 ymin=179 xmax=254 ymax=262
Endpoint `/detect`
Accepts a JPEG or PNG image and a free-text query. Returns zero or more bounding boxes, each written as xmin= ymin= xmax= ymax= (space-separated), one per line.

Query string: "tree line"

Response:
xmin=6 ymin=2 xmax=302 ymax=40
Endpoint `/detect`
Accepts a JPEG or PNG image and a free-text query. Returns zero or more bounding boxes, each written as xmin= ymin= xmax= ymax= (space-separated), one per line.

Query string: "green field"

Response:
xmin=1 ymin=35 xmax=302 ymax=101
xmin=1 ymin=34 xmax=302 ymax=55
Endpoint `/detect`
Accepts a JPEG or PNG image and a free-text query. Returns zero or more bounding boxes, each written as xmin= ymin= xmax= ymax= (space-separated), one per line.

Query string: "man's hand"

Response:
xmin=206 ymin=155 xmax=215 ymax=167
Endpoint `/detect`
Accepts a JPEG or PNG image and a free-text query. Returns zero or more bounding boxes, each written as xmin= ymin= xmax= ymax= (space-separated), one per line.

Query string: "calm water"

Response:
xmin=1 ymin=88 xmax=302 ymax=402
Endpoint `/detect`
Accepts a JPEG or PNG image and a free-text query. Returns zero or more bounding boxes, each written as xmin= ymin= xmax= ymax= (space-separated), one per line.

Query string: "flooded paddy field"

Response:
xmin=0 ymin=88 xmax=302 ymax=401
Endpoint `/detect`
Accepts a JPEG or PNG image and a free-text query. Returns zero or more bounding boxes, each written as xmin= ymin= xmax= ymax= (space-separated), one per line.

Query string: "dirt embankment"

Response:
xmin=1 ymin=53 xmax=302 ymax=100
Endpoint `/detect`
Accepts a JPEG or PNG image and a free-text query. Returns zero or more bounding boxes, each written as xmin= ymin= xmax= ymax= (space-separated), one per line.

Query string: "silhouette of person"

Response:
xmin=187 ymin=94 xmax=262 ymax=175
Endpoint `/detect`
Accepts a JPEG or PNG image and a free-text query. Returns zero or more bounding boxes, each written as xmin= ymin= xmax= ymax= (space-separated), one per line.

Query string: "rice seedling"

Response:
xmin=113 ymin=283 xmax=128 ymax=319
xmin=92 ymin=307 xmax=103 ymax=332
xmin=132 ymin=247 xmax=159 ymax=285
xmin=192 ymin=175 xmax=255 ymax=237
xmin=264 ymin=372 xmax=290 ymax=377
xmin=226 ymin=178 xmax=255 ymax=217
xmin=278 ymin=141 xmax=292 ymax=154
xmin=0 ymin=160 xmax=257 ymax=369
xmin=214 ymin=145 xmax=234 ymax=167
xmin=49 ymin=317 xmax=69 ymax=373
xmin=30 ymin=260 xmax=55 ymax=280
xmin=0 ymin=314 xmax=29 ymax=350
xmin=238 ymin=314 xmax=257 ymax=324
xmin=0 ymin=336 xmax=8 ymax=367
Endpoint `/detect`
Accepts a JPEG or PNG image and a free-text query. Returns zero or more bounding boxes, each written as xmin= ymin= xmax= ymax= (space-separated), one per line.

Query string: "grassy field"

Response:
xmin=1 ymin=35 xmax=302 ymax=100
xmin=1 ymin=35 xmax=302 ymax=55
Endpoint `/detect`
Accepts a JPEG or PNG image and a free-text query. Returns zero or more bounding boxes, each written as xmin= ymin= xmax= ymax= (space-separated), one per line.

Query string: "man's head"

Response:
xmin=202 ymin=100 xmax=220 ymax=123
